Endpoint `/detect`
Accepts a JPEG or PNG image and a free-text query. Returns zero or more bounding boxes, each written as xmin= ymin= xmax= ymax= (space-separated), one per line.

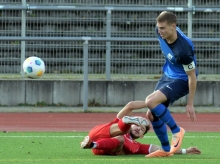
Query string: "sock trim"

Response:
xmin=157 ymin=107 xmax=167 ymax=118
xmin=152 ymin=122 xmax=165 ymax=129
xmin=170 ymin=124 xmax=178 ymax=131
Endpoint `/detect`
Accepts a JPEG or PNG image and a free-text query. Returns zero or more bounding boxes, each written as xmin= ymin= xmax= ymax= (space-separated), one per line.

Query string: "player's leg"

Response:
xmin=81 ymin=120 xmax=118 ymax=148
xmin=146 ymin=76 xmax=188 ymax=154
xmin=158 ymin=79 xmax=188 ymax=153
xmin=146 ymin=109 xmax=170 ymax=152
xmin=95 ymin=136 xmax=124 ymax=154
xmin=80 ymin=120 xmax=124 ymax=155
xmin=145 ymin=75 xmax=172 ymax=153
xmin=81 ymin=135 xmax=124 ymax=155
xmin=145 ymin=92 xmax=180 ymax=157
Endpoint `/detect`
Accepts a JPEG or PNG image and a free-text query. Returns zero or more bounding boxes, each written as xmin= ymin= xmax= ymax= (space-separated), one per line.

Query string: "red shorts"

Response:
xmin=89 ymin=118 xmax=119 ymax=155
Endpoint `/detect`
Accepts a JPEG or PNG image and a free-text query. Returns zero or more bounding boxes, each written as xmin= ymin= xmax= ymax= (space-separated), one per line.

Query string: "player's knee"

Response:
xmin=115 ymin=136 xmax=125 ymax=146
xmin=145 ymin=96 xmax=155 ymax=109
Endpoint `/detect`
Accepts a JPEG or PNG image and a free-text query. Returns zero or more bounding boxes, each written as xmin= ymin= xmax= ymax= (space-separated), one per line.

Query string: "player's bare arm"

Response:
xmin=185 ymin=68 xmax=197 ymax=122
xmin=116 ymin=101 xmax=146 ymax=119
xmin=174 ymin=147 xmax=201 ymax=155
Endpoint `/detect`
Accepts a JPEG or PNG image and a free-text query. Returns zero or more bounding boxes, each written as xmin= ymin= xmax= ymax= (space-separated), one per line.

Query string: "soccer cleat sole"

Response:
xmin=122 ymin=116 xmax=150 ymax=126
xmin=80 ymin=136 xmax=91 ymax=149
xmin=146 ymin=150 xmax=173 ymax=158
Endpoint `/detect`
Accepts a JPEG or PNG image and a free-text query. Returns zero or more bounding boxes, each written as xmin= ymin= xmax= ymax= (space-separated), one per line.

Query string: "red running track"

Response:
xmin=0 ymin=113 xmax=219 ymax=132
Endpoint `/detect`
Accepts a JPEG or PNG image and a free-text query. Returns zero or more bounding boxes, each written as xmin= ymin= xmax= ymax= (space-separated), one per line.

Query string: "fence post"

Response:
xmin=20 ymin=0 xmax=27 ymax=77
xmin=83 ymin=40 xmax=89 ymax=111
xmin=187 ymin=0 xmax=193 ymax=38
xmin=106 ymin=9 xmax=111 ymax=80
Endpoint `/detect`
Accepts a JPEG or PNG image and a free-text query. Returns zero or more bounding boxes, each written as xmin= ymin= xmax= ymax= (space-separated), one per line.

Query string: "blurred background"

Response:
xmin=0 ymin=0 xmax=219 ymax=79
xmin=0 ymin=0 xmax=219 ymax=108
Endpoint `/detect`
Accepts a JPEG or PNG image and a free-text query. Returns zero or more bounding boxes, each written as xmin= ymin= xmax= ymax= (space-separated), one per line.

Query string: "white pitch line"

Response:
xmin=0 ymin=135 xmax=219 ymax=138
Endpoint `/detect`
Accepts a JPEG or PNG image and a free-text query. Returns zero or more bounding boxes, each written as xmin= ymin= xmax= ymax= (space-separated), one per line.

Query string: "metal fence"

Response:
xmin=0 ymin=0 xmax=220 ymax=80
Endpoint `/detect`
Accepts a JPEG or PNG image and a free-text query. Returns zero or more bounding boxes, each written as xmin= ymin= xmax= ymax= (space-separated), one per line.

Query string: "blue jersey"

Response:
xmin=156 ymin=27 xmax=197 ymax=81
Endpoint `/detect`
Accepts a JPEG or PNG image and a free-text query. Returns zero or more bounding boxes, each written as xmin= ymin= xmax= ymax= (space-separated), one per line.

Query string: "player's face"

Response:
xmin=157 ymin=21 xmax=175 ymax=40
xmin=130 ymin=124 xmax=146 ymax=139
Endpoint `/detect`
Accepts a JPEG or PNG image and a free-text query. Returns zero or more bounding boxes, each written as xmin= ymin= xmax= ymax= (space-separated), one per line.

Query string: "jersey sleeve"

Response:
xmin=134 ymin=143 xmax=151 ymax=154
xmin=176 ymin=48 xmax=194 ymax=65
xmin=175 ymin=38 xmax=195 ymax=65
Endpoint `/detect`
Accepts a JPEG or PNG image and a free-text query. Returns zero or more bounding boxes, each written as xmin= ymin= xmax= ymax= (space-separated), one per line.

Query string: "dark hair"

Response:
xmin=143 ymin=124 xmax=151 ymax=135
xmin=156 ymin=11 xmax=177 ymax=25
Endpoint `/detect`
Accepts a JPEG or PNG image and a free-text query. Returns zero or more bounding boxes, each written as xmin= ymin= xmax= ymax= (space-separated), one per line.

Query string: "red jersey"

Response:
xmin=89 ymin=118 xmax=150 ymax=155
xmin=122 ymin=133 xmax=150 ymax=154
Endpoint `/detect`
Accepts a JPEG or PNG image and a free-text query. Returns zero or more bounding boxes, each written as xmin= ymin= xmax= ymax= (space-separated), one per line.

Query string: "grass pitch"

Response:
xmin=0 ymin=132 xmax=219 ymax=164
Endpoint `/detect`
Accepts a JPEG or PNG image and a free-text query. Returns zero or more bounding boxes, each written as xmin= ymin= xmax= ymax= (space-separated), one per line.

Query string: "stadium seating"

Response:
xmin=0 ymin=0 xmax=219 ymax=75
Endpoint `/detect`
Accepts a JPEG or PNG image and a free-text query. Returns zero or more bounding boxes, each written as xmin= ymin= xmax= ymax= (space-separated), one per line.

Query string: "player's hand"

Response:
xmin=186 ymin=147 xmax=201 ymax=154
xmin=186 ymin=104 xmax=196 ymax=122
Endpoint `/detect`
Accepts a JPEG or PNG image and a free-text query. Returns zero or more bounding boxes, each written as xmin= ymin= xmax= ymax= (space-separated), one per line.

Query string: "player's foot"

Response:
xmin=122 ymin=116 xmax=150 ymax=126
xmin=170 ymin=127 xmax=185 ymax=153
xmin=80 ymin=136 xmax=92 ymax=149
xmin=145 ymin=149 xmax=173 ymax=158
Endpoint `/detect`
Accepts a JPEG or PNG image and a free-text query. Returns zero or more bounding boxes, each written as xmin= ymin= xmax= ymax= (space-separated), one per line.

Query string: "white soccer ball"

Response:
xmin=23 ymin=56 xmax=45 ymax=79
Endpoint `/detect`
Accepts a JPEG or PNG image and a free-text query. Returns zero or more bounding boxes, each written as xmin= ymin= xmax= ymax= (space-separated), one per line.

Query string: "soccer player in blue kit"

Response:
xmin=145 ymin=11 xmax=198 ymax=157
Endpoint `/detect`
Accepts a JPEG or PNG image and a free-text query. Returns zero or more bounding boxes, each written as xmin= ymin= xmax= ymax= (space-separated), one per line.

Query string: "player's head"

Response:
xmin=156 ymin=11 xmax=177 ymax=25
xmin=129 ymin=124 xmax=151 ymax=139
xmin=156 ymin=11 xmax=177 ymax=40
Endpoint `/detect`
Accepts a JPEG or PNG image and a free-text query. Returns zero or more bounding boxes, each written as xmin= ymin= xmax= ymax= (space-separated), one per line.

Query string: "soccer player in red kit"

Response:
xmin=80 ymin=101 xmax=201 ymax=156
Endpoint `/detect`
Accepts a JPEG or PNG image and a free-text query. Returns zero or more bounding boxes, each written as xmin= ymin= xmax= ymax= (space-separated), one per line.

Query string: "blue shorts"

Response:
xmin=155 ymin=74 xmax=189 ymax=107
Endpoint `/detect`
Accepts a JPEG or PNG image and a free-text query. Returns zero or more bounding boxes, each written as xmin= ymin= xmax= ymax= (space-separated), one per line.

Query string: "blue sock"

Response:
xmin=152 ymin=120 xmax=170 ymax=152
xmin=151 ymin=104 xmax=180 ymax=134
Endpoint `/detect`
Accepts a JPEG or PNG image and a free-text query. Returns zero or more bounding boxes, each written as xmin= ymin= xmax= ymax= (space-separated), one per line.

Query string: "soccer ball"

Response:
xmin=23 ymin=56 xmax=45 ymax=79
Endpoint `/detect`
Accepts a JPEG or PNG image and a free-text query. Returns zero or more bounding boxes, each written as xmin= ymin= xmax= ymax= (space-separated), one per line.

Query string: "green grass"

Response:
xmin=0 ymin=132 xmax=219 ymax=164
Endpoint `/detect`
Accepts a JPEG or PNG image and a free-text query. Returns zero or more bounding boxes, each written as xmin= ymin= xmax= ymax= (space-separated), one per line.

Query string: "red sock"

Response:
xmin=118 ymin=119 xmax=131 ymax=132
xmin=96 ymin=138 xmax=120 ymax=150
